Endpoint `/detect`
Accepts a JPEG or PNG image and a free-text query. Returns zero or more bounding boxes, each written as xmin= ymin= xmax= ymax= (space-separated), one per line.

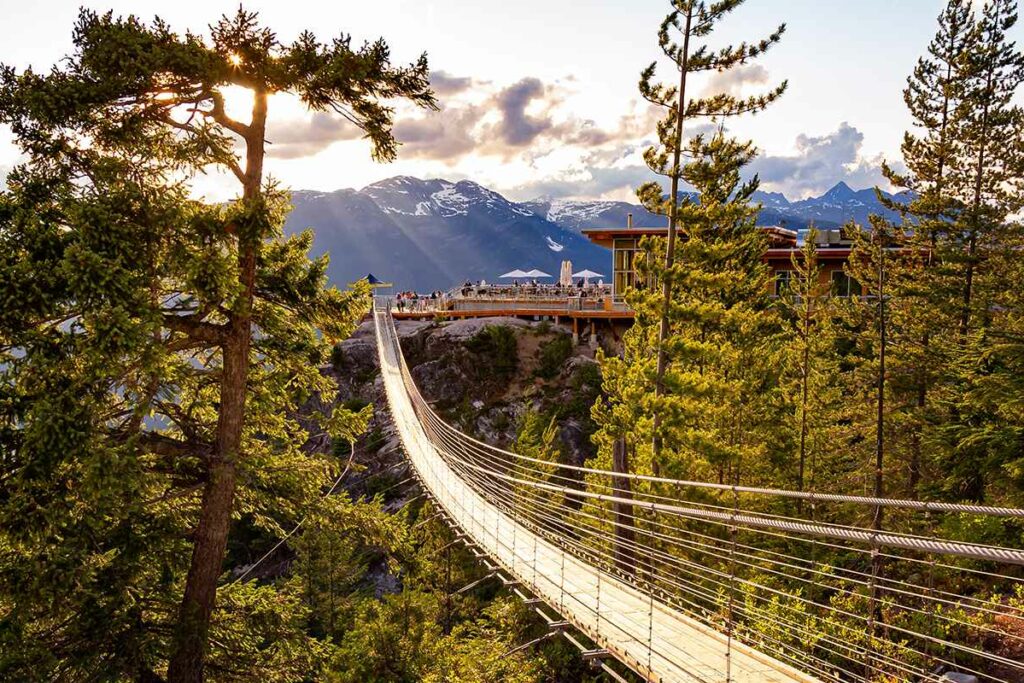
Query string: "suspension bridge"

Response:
xmin=372 ymin=303 xmax=1024 ymax=683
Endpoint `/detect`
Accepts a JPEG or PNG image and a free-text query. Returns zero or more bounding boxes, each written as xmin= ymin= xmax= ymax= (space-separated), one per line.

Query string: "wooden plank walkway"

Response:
xmin=374 ymin=308 xmax=821 ymax=683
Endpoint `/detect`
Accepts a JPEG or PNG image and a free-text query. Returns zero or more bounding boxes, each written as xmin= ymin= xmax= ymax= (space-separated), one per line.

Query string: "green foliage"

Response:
xmin=777 ymin=230 xmax=847 ymax=494
xmin=291 ymin=493 xmax=410 ymax=641
xmin=329 ymin=590 xmax=442 ymax=682
xmin=559 ymin=360 xmax=603 ymax=425
xmin=535 ymin=333 xmax=573 ymax=379
xmin=637 ymin=0 xmax=786 ymax=214
xmin=421 ymin=599 xmax=546 ymax=683
xmin=596 ymin=132 xmax=784 ymax=483
xmin=341 ymin=397 xmax=371 ymax=413
xmin=327 ymin=593 xmax=543 ymax=683
xmin=206 ymin=581 xmax=331 ymax=682
xmin=864 ymin=0 xmax=1024 ymax=504
xmin=515 ymin=411 xmax=560 ymax=463
xmin=609 ymin=0 xmax=789 ymax=483
xmin=330 ymin=344 xmax=347 ymax=371
xmin=319 ymin=502 xmax=552 ymax=683
xmin=0 ymin=6 xmax=434 ymax=679
xmin=466 ymin=324 xmax=519 ymax=379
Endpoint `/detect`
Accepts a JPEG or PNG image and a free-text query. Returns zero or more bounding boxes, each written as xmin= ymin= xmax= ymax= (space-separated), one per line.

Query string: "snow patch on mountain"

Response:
xmin=545 ymin=236 xmax=565 ymax=252
xmin=430 ymin=183 xmax=472 ymax=217
xmin=545 ymin=199 xmax=611 ymax=225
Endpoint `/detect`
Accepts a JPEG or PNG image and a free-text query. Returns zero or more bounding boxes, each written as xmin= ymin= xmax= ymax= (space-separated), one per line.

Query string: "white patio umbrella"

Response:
xmin=499 ymin=269 xmax=529 ymax=279
xmin=572 ymin=269 xmax=604 ymax=285
xmin=523 ymin=269 xmax=551 ymax=278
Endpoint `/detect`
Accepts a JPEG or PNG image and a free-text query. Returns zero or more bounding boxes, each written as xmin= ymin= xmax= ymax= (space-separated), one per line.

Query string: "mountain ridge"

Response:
xmin=283 ymin=176 xmax=904 ymax=291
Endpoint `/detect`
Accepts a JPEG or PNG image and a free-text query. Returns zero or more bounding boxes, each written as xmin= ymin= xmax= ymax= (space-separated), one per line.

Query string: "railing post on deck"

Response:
xmin=647 ymin=573 xmax=655 ymax=677
xmin=925 ymin=503 xmax=937 ymax=665
xmin=726 ymin=485 xmax=738 ymax=683
xmin=865 ymin=515 xmax=884 ymax=680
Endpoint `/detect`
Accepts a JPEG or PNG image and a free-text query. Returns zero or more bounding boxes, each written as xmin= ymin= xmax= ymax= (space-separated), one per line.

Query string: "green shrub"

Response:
xmin=330 ymin=344 xmax=346 ymax=371
xmin=535 ymin=334 xmax=573 ymax=379
xmin=466 ymin=325 xmax=518 ymax=379
xmin=362 ymin=427 xmax=386 ymax=453
xmin=571 ymin=360 xmax=602 ymax=392
xmin=489 ymin=409 xmax=511 ymax=432
xmin=342 ymin=397 xmax=371 ymax=412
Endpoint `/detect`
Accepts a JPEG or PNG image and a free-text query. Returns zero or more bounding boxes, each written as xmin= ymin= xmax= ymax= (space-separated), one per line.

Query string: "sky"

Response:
xmin=0 ymin=0 xmax=1020 ymax=202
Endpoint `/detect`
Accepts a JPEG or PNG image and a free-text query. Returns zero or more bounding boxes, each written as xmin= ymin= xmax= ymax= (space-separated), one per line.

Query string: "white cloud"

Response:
xmin=749 ymin=122 xmax=898 ymax=198
xmin=701 ymin=64 xmax=770 ymax=98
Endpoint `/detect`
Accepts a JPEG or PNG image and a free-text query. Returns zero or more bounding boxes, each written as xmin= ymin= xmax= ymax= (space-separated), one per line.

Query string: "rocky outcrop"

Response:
xmin=322 ymin=316 xmax=605 ymax=492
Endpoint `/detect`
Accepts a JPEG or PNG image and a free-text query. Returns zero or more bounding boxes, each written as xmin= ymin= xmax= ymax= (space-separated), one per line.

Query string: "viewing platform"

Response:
xmin=382 ymin=222 xmax=865 ymax=331
xmin=386 ymin=284 xmax=632 ymax=344
xmin=390 ymin=285 xmax=631 ymax=318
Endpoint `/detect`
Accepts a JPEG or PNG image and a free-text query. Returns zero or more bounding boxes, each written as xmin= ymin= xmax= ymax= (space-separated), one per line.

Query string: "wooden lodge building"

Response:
xmin=580 ymin=221 xmax=863 ymax=304
xmin=391 ymin=219 xmax=863 ymax=341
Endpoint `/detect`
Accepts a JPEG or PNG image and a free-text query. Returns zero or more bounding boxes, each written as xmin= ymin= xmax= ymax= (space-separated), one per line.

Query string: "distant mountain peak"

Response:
xmin=363 ymin=175 xmax=423 ymax=190
xmin=751 ymin=189 xmax=791 ymax=208
xmin=283 ymin=176 xmax=607 ymax=291
xmin=285 ymin=175 xmax=903 ymax=290
xmin=822 ymin=181 xmax=856 ymax=200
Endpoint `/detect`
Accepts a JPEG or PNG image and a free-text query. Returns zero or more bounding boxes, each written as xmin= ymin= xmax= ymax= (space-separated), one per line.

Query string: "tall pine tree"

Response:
xmin=952 ymin=0 xmax=1024 ymax=337
xmin=595 ymin=133 xmax=781 ymax=486
xmin=636 ymin=0 xmax=786 ymax=468
xmin=0 ymin=9 xmax=435 ymax=680
xmin=935 ymin=0 xmax=1024 ymax=502
xmin=778 ymin=229 xmax=844 ymax=502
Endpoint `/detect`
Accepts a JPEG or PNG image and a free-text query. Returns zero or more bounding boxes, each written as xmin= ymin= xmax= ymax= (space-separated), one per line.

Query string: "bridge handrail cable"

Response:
xmin=375 ymin=302 xmax=1024 ymax=683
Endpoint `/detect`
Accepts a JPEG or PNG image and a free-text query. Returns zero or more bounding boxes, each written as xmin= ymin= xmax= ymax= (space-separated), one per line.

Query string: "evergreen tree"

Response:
xmin=0 ymin=8 xmax=434 ymax=680
xmin=923 ymin=0 xmax=1024 ymax=502
xmin=944 ymin=226 xmax=1024 ymax=504
xmin=892 ymin=0 xmax=974 ymax=223
xmin=778 ymin=229 xmax=843 ymax=501
xmin=596 ymin=133 xmax=781 ymax=485
xmin=880 ymin=3 xmax=974 ymax=483
xmin=952 ymin=0 xmax=1024 ymax=337
xmin=636 ymin=0 xmax=786 ymax=465
xmin=843 ymin=219 xmax=897 ymax=506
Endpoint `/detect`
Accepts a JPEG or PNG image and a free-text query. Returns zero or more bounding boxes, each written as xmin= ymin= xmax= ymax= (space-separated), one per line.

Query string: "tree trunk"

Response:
xmin=961 ymin=70 xmax=992 ymax=339
xmin=167 ymin=88 xmax=267 ymax=683
xmin=651 ymin=6 xmax=693 ymax=475
xmin=797 ymin=301 xmax=811 ymax=514
xmin=611 ymin=436 xmax=637 ymax=576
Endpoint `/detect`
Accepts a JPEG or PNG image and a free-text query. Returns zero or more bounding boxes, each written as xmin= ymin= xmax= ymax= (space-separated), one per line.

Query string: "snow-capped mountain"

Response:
xmin=284 ymin=176 xmax=905 ymax=292
xmin=783 ymin=182 xmax=906 ymax=226
xmin=362 ymin=176 xmax=534 ymax=220
xmin=529 ymin=182 xmax=905 ymax=235
xmin=518 ymin=198 xmax=667 ymax=233
xmin=285 ymin=177 xmax=607 ymax=292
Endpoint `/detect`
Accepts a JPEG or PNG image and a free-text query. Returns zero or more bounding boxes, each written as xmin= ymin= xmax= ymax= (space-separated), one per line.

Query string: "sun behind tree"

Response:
xmin=0 ymin=8 xmax=435 ymax=681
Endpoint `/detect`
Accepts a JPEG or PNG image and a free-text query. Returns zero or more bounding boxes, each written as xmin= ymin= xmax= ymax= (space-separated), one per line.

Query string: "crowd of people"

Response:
xmin=390 ymin=279 xmax=611 ymax=313
xmin=393 ymin=289 xmax=445 ymax=312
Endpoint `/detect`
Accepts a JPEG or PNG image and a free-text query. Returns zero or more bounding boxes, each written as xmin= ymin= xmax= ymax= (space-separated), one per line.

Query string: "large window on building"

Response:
xmin=613 ymin=238 xmax=650 ymax=301
xmin=774 ymin=270 xmax=794 ymax=297
xmin=831 ymin=270 xmax=862 ymax=297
